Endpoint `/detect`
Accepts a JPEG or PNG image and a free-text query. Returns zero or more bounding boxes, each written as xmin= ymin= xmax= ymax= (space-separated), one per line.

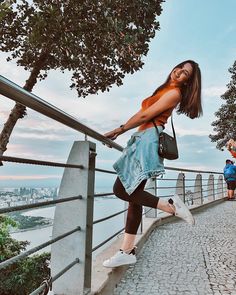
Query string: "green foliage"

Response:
xmin=0 ymin=215 xmax=21 ymax=260
xmin=0 ymin=215 xmax=50 ymax=295
xmin=0 ymin=252 xmax=50 ymax=295
xmin=9 ymin=211 xmax=52 ymax=230
xmin=209 ymin=61 xmax=236 ymax=150
xmin=0 ymin=0 xmax=164 ymax=96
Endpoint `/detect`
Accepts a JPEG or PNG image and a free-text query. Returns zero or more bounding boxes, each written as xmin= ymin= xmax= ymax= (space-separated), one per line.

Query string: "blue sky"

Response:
xmin=0 ymin=0 xmax=236 ymax=188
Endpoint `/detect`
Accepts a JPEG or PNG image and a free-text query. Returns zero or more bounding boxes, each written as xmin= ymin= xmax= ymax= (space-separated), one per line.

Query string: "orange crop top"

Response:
xmin=138 ymin=85 xmax=180 ymax=132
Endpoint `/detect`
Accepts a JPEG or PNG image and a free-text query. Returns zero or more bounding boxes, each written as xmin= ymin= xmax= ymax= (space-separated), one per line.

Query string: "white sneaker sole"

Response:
xmin=103 ymin=259 xmax=136 ymax=268
xmin=103 ymin=251 xmax=137 ymax=268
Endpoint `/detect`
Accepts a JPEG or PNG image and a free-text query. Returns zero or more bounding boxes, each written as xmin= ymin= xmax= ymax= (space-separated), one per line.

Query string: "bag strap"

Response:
xmin=152 ymin=114 xmax=176 ymax=140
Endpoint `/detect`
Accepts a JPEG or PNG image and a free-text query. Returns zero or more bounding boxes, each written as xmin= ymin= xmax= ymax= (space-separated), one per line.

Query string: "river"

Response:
xmin=11 ymin=197 xmax=124 ymax=257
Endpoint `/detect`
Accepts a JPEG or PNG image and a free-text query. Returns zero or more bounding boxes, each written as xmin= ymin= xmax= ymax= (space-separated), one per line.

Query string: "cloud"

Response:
xmin=202 ymin=86 xmax=226 ymax=97
xmin=169 ymin=134 xmax=229 ymax=172
xmin=225 ymin=25 xmax=236 ymax=34
xmin=1 ymin=53 xmax=28 ymax=83
xmin=1 ymin=0 xmax=235 ymax=183
xmin=176 ymin=126 xmax=209 ymax=136
xmin=6 ymin=136 xmax=78 ymax=162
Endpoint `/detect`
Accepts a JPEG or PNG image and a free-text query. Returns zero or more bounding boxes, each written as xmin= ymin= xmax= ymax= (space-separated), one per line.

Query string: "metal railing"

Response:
xmin=0 ymin=75 xmax=227 ymax=295
xmin=0 ymin=75 xmax=125 ymax=295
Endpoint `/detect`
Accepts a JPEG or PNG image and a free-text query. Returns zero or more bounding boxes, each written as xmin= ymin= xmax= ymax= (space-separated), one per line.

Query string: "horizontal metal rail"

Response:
xmin=156 ymin=183 xmax=211 ymax=190
xmin=156 ymin=185 xmax=197 ymax=189
xmin=94 ymin=192 xmax=114 ymax=198
xmin=191 ymin=195 xmax=207 ymax=201
xmin=165 ymin=166 xmax=223 ymax=175
xmin=95 ymin=168 xmax=117 ymax=175
xmin=191 ymin=191 xmax=221 ymax=201
xmin=93 ymin=209 xmax=128 ymax=225
xmin=92 ymin=227 xmax=125 ymax=252
xmin=0 ymin=155 xmax=84 ymax=168
xmin=0 ymin=226 xmax=81 ymax=270
xmin=0 ymin=75 xmax=123 ymax=152
xmin=201 ymin=190 xmax=209 ymax=194
xmin=184 ymin=179 xmax=198 ymax=181
xmin=191 ymin=196 xmax=202 ymax=201
xmin=184 ymin=178 xmax=219 ymax=181
xmin=158 ymin=194 xmax=174 ymax=198
xmin=205 ymin=192 xmax=215 ymax=198
xmin=29 ymin=258 xmax=80 ymax=295
xmin=192 ymin=190 xmax=201 ymax=194
xmin=202 ymin=178 xmax=217 ymax=181
xmin=158 ymin=186 xmax=175 ymax=190
xmin=181 ymin=184 xmax=208 ymax=189
xmin=0 ymin=195 xmax=82 ymax=214
xmin=175 ymin=192 xmax=188 ymax=196
xmin=145 ymin=189 xmax=221 ymax=199
xmin=143 ymin=208 xmax=153 ymax=215
xmin=158 ymin=177 xmax=222 ymax=181
xmin=145 ymin=186 xmax=155 ymax=190
xmin=158 ymin=178 xmax=180 ymax=181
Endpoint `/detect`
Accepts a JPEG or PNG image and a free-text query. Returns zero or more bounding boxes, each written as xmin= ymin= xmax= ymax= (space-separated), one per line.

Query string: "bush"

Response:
xmin=0 ymin=215 xmax=50 ymax=295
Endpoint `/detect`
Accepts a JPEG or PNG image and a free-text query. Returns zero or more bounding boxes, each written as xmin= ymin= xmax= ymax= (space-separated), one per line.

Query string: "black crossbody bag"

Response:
xmin=152 ymin=115 xmax=179 ymax=160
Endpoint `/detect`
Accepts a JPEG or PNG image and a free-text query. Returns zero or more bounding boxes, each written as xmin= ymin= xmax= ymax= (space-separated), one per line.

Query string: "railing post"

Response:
xmin=207 ymin=174 xmax=215 ymax=201
xmin=51 ymin=141 xmax=96 ymax=295
xmin=216 ymin=175 xmax=225 ymax=199
xmin=194 ymin=174 xmax=203 ymax=205
xmin=145 ymin=177 xmax=157 ymax=218
xmin=175 ymin=173 xmax=185 ymax=202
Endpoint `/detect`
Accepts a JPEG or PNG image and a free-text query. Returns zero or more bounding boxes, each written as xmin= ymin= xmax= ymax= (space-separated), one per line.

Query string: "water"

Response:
xmin=10 ymin=174 xmax=213 ymax=257
xmin=11 ymin=197 xmax=124 ymax=256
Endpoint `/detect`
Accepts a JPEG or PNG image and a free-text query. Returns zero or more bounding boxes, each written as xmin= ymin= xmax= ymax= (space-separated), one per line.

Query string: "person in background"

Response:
xmin=103 ymin=60 xmax=202 ymax=268
xmin=223 ymin=159 xmax=236 ymax=200
xmin=226 ymin=139 xmax=236 ymax=158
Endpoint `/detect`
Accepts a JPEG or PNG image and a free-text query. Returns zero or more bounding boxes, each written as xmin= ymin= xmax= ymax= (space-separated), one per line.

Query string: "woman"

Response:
xmin=103 ymin=60 xmax=202 ymax=268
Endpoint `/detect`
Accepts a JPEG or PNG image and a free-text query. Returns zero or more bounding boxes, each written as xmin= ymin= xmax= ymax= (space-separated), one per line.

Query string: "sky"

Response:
xmin=0 ymin=0 xmax=236 ymax=188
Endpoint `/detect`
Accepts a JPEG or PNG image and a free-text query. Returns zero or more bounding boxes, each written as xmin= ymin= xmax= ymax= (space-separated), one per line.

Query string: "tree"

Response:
xmin=0 ymin=215 xmax=50 ymax=295
xmin=209 ymin=61 xmax=236 ymax=150
xmin=0 ymin=0 xmax=164 ymax=157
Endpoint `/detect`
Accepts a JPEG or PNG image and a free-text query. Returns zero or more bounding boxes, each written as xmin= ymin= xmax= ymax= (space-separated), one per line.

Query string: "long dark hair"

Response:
xmin=152 ymin=60 xmax=202 ymax=119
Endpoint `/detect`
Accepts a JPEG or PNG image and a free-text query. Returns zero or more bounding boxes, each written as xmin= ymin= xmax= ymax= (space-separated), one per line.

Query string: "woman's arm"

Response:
xmin=141 ymin=89 xmax=181 ymax=122
xmin=104 ymin=109 xmax=143 ymax=140
xmin=104 ymin=89 xmax=181 ymax=140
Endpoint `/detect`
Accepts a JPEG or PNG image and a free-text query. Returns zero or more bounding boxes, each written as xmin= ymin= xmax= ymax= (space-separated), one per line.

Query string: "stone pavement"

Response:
xmin=113 ymin=201 xmax=236 ymax=295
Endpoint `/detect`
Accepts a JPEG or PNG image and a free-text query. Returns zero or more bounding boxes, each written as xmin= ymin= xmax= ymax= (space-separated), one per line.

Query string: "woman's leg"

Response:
xmin=103 ymin=177 xmax=193 ymax=267
xmin=113 ymin=177 xmax=175 ymax=212
xmin=113 ymin=177 xmax=175 ymax=252
xmin=103 ymin=179 xmax=147 ymax=267
xmin=113 ymin=178 xmax=145 ymax=251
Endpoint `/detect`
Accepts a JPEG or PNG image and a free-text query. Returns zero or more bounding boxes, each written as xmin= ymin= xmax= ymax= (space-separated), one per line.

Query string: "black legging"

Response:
xmin=113 ymin=177 xmax=160 ymax=234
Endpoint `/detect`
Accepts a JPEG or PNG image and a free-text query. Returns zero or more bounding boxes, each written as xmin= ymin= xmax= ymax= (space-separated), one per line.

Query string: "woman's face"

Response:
xmin=170 ymin=62 xmax=193 ymax=85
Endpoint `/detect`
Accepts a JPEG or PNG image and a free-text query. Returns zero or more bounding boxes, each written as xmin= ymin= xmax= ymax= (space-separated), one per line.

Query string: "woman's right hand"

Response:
xmin=104 ymin=128 xmax=122 ymax=141
xmin=103 ymin=127 xmax=124 ymax=148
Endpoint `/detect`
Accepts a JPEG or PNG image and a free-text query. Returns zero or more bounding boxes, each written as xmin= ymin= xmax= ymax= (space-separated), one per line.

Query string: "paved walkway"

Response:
xmin=113 ymin=201 xmax=236 ymax=295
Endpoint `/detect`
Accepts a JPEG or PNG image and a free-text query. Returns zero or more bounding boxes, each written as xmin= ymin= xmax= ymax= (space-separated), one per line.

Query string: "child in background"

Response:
xmin=226 ymin=139 xmax=236 ymax=158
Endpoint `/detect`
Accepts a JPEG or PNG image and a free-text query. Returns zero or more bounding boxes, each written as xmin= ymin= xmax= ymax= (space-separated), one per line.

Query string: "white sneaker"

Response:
xmin=170 ymin=194 xmax=195 ymax=225
xmin=103 ymin=249 xmax=137 ymax=268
